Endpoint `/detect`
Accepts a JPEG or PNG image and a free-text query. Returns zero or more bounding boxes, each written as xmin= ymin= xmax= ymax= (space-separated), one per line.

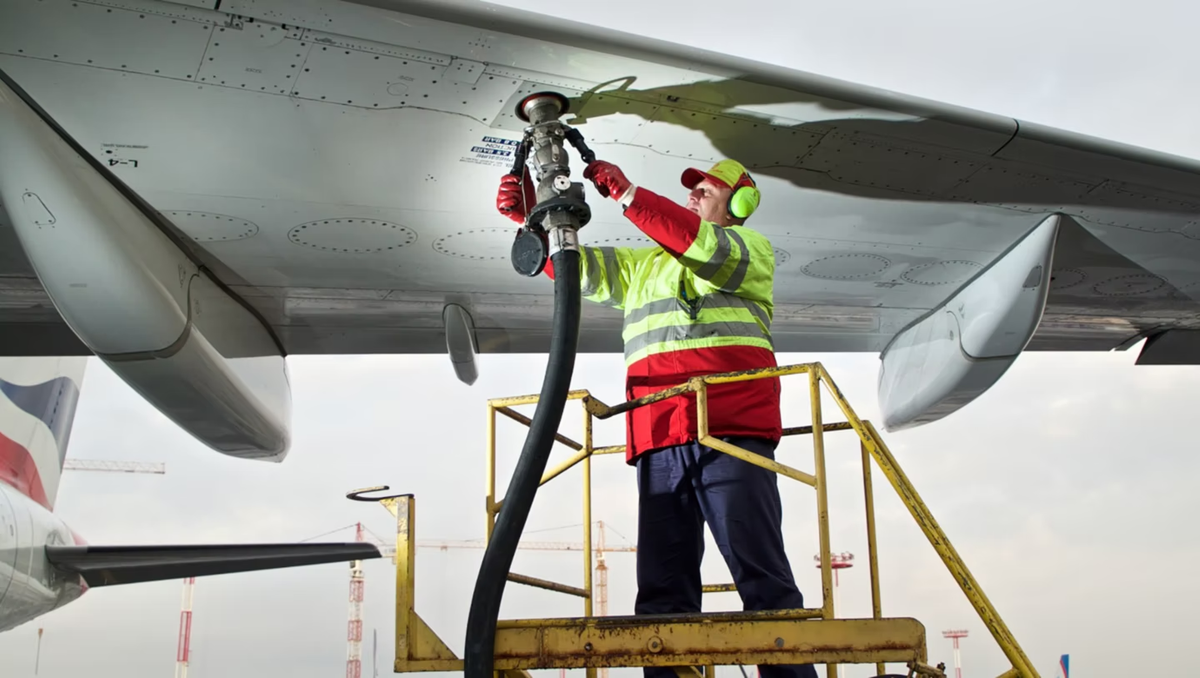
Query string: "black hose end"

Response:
xmin=565 ymin=127 xmax=597 ymax=165
xmin=508 ymin=137 xmax=531 ymax=176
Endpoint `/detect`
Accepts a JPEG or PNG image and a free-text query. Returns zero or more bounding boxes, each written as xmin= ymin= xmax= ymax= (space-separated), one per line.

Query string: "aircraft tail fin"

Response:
xmin=1059 ymin=654 xmax=1069 ymax=678
xmin=44 ymin=542 xmax=381 ymax=587
xmin=0 ymin=357 xmax=87 ymax=510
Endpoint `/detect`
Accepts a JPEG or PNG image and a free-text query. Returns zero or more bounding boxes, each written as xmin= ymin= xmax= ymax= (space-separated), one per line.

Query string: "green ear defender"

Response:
xmin=728 ymin=185 xmax=760 ymax=220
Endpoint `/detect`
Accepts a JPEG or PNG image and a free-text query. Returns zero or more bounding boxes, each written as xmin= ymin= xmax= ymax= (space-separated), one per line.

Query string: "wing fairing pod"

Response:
xmin=878 ymin=214 xmax=1061 ymax=431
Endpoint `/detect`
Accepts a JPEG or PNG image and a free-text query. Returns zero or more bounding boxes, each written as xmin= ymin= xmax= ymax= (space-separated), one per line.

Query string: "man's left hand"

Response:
xmin=583 ymin=161 xmax=632 ymax=201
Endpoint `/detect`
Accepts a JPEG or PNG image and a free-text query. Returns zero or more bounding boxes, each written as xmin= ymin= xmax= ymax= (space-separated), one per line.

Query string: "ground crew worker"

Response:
xmin=497 ymin=158 xmax=818 ymax=678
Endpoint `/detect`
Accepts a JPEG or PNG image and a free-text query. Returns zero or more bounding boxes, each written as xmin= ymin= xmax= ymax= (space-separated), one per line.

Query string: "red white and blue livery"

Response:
xmin=0 ymin=356 xmax=379 ymax=633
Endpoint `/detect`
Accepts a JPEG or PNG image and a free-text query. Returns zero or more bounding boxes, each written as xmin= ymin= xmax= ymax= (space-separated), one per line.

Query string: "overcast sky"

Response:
xmin=3 ymin=1 xmax=1199 ymax=678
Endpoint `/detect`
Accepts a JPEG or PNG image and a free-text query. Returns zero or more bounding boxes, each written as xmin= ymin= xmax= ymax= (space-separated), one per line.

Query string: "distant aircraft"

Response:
xmin=2 ymin=0 xmax=1199 ymax=461
xmin=0 ymin=356 xmax=379 ymax=633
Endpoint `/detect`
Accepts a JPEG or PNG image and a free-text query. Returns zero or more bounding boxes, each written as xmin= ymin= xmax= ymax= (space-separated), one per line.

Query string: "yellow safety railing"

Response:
xmin=482 ymin=362 xmax=1040 ymax=678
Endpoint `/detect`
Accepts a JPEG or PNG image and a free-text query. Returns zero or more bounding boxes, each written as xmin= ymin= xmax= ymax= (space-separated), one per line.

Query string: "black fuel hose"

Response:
xmin=463 ymin=246 xmax=582 ymax=678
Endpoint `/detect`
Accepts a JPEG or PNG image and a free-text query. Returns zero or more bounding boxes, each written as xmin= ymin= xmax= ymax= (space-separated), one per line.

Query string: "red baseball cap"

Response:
xmin=681 ymin=159 xmax=755 ymax=192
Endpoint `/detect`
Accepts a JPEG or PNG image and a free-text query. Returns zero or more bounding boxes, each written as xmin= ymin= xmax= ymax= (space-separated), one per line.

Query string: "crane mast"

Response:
xmin=348 ymin=524 xmax=366 ymax=678
xmin=175 ymin=578 xmax=195 ymax=678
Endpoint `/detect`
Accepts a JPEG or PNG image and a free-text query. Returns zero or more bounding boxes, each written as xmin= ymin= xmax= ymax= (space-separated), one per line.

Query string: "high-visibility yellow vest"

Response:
xmin=578 ymin=221 xmax=775 ymax=367
xmin=540 ymin=184 xmax=781 ymax=459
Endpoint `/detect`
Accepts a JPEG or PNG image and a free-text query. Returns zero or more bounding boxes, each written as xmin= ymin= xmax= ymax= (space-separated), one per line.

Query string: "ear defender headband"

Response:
xmin=727 ymin=172 xmax=760 ymax=220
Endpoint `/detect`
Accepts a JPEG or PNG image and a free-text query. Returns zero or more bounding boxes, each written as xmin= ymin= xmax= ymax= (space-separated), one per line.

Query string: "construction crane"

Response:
xmin=62 ymin=459 xmax=166 ymax=474
xmin=415 ymin=521 xmax=634 ymax=618
xmin=348 ymin=522 xmax=635 ymax=678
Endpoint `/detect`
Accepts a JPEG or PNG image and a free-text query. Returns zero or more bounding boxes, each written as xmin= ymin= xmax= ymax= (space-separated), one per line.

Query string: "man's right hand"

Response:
xmin=583 ymin=160 xmax=632 ymax=201
xmin=496 ymin=174 xmax=527 ymax=225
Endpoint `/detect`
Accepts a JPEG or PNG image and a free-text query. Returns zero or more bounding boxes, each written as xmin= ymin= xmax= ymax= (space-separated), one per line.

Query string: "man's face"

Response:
xmin=685 ymin=178 xmax=734 ymax=225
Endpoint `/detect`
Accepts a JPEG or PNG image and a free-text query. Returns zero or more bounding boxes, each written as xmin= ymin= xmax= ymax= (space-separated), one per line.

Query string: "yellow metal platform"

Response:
xmin=350 ymin=362 xmax=1040 ymax=678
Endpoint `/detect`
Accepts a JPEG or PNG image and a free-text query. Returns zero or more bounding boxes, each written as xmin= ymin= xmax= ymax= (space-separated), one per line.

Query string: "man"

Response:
xmin=496 ymin=158 xmax=818 ymax=678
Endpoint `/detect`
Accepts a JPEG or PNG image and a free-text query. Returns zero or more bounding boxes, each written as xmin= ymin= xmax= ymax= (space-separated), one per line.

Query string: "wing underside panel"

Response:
xmin=0 ymin=0 xmax=1196 ymax=360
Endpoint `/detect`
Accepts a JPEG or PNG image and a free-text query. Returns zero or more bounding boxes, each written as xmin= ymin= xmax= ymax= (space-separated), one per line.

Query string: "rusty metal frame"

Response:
xmin=375 ymin=492 xmax=930 ymax=676
xmin=358 ymin=362 xmax=1040 ymax=678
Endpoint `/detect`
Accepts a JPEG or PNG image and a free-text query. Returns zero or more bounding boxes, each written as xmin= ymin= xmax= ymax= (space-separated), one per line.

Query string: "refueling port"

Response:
xmin=515 ymin=91 xmax=571 ymax=123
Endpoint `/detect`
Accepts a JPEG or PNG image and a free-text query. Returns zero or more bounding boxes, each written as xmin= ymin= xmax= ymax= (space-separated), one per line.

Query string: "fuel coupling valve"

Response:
xmin=508 ymin=92 xmax=598 ymax=278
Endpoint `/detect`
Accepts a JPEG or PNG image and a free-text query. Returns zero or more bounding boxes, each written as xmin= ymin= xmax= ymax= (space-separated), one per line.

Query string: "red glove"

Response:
xmin=583 ymin=161 xmax=631 ymax=201
xmin=496 ymin=174 xmax=527 ymax=224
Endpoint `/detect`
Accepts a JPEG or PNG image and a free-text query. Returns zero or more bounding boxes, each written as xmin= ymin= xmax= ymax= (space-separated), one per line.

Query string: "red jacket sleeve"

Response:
xmin=620 ymin=187 xmax=701 ymax=258
xmin=543 ymin=186 xmax=694 ymax=278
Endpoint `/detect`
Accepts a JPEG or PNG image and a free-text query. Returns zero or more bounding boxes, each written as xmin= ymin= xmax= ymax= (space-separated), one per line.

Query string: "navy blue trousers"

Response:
xmin=635 ymin=437 xmax=819 ymax=678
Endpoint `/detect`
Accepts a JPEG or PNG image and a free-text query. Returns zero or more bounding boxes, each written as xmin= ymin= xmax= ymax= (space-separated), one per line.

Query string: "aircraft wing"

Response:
xmin=1 ymin=0 xmax=1198 ymax=446
xmin=44 ymin=541 xmax=381 ymax=587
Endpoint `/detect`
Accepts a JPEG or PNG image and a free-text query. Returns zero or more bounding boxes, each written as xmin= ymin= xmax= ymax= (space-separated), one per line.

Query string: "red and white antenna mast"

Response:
xmin=175 ymin=577 xmax=196 ymax=678
xmin=595 ymin=521 xmax=610 ymax=678
xmin=347 ymin=523 xmax=367 ymax=678
xmin=942 ymin=629 xmax=968 ymax=678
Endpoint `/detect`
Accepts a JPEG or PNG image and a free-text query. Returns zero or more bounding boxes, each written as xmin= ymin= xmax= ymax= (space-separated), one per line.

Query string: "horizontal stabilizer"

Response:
xmin=44 ymin=542 xmax=381 ymax=587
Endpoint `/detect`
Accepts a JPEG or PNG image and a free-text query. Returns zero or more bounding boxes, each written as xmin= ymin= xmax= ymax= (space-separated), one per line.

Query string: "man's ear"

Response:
xmin=720 ymin=200 xmax=745 ymax=227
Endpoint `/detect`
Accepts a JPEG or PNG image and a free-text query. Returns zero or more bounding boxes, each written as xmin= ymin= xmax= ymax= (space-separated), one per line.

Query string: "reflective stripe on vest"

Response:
xmin=691 ymin=226 xmax=751 ymax=294
xmin=622 ymin=291 xmax=772 ymax=364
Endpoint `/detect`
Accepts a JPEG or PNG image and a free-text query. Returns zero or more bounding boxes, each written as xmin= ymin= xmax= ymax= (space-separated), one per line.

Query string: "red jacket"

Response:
xmin=545 ymin=187 xmax=781 ymax=462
